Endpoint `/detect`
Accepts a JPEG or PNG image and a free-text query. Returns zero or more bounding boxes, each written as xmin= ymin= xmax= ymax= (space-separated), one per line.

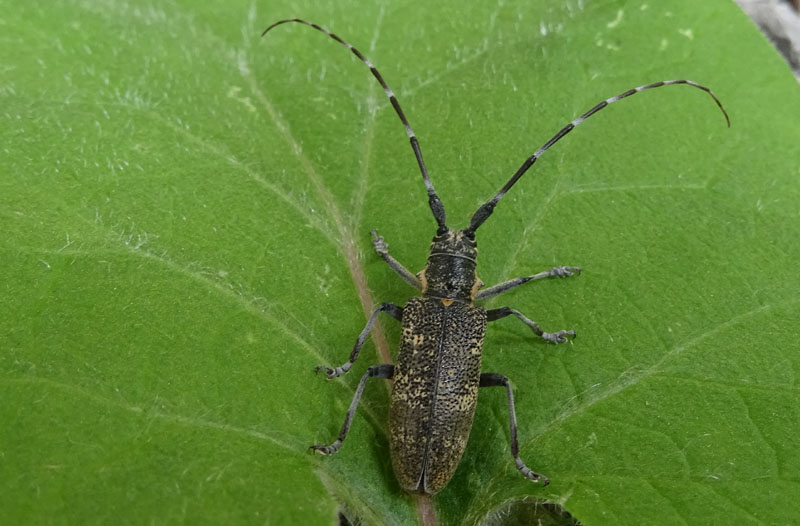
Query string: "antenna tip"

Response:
xmin=721 ymin=105 xmax=731 ymax=128
xmin=706 ymin=87 xmax=731 ymax=128
xmin=261 ymin=23 xmax=277 ymax=37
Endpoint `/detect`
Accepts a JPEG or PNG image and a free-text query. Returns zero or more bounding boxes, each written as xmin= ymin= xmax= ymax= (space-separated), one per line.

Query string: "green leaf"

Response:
xmin=2 ymin=0 xmax=799 ymax=524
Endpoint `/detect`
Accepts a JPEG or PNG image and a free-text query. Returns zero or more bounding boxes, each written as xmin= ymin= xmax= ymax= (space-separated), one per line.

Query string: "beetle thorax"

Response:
xmin=418 ymin=228 xmax=481 ymax=302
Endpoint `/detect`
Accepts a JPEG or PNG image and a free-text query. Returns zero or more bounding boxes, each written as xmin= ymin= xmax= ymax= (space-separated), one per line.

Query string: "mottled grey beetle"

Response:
xmin=263 ymin=19 xmax=729 ymax=494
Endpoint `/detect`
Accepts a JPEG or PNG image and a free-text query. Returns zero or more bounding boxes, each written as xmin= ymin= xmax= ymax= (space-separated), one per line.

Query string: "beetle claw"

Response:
xmin=311 ymin=440 xmax=342 ymax=455
xmin=526 ymin=472 xmax=550 ymax=486
xmin=315 ymin=364 xmax=349 ymax=379
xmin=518 ymin=460 xmax=551 ymax=486
xmin=314 ymin=365 xmax=335 ymax=378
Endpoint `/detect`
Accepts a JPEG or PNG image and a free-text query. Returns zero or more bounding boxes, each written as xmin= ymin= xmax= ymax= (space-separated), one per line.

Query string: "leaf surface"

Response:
xmin=2 ymin=0 xmax=799 ymax=524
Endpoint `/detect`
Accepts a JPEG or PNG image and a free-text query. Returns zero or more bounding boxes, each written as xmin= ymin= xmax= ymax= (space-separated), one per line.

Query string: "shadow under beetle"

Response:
xmin=263 ymin=19 xmax=729 ymax=495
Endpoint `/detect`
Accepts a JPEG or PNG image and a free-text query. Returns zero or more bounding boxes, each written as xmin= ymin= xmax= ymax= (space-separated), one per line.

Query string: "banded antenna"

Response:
xmin=466 ymin=80 xmax=730 ymax=234
xmin=263 ymin=19 xmax=448 ymax=231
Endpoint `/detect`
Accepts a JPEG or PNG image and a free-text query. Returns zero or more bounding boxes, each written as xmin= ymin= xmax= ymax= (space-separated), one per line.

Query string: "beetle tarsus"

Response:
xmin=552 ymin=265 xmax=581 ymax=277
xmin=371 ymin=229 xmax=388 ymax=254
xmin=519 ymin=462 xmax=551 ymax=486
xmin=542 ymin=330 xmax=576 ymax=344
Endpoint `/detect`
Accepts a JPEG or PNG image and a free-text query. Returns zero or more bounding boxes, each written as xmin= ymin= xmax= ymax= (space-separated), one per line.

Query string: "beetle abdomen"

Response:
xmin=389 ymin=297 xmax=487 ymax=494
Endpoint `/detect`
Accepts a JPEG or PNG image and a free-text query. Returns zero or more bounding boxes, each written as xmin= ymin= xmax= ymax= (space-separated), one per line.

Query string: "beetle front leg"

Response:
xmin=312 ymin=364 xmax=395 ymax=455
xmin=476 ymin=266 xmax=581 ymax=300
xmin=371 ymin=229 xmax=423 ymax=290
xmin=487 ymin=306 xmax=575 ymax=343
xmin=316 ymin=302 xmax=403 ymax=378
xmin=480 ymin=372 xmax=549 ymax=486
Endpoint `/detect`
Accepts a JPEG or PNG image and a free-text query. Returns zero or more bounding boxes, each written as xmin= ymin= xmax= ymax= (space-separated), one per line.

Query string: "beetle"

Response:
xmin=263 ymin=19 xmax=729 ymax=494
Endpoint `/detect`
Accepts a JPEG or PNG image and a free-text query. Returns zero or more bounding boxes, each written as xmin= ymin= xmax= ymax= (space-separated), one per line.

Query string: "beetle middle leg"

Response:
xmin=480 ymin=372 xmax=550 ymax=486
xmin=315 ymin=302 xmax=403 ymax=378
xmin=312 ymin=364 xmax=395 ymax=455
xmin=476 ymin=266 xmax=581 ymax=300
xmin=487 ymin=307 xmax=575 ymax=343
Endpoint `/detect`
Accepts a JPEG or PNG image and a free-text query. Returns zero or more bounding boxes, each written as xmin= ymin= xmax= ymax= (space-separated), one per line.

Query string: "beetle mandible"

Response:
xmin=263 ymin=19 xmax=729 ymax=494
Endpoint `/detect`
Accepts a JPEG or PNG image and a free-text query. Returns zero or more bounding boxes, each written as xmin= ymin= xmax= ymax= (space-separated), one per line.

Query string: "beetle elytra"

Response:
xmin=263 ymin=18 xmax=729 ymax=494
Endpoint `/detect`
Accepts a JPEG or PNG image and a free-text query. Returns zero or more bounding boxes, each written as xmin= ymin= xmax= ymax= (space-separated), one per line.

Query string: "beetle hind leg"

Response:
xmin=480 ymin=372 xmax=550 ymax=486
xmin=311 ymin=364 xmax=394 ymax=455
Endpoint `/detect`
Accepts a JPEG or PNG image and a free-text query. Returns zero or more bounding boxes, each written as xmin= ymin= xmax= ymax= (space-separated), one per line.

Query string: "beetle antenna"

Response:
xmin=466 ymin=80 xmax=730 ymax=234
xmin=263 ymin=19 xmax=447 ymax=230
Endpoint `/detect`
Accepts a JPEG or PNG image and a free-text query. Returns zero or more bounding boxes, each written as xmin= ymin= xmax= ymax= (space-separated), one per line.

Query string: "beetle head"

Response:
xmin=428 ymin=228 xmax=477 ymax=260
xmin=420 ymin=228 xmax=481 ymax=301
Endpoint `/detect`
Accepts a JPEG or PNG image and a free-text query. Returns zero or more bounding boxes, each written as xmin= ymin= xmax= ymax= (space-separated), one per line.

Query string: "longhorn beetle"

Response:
xmin=263 ymin=19 xmax=729 ymax=494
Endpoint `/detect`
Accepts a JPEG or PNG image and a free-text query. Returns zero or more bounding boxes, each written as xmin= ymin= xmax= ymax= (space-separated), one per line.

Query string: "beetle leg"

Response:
xmin=312 ymin=364 xmax=395 ymax=455
xmin=315 ymin=302 xmax=403 ymax=378
xmin=486 ymin=306 xmax=575 ymax=343
xmin=480 ymin=372 xmax=549 ymax=486
xmin=475 ymin=266 xmax=581 ymax=300
xmin=371 ymin=229 xmax=423 ymax=290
